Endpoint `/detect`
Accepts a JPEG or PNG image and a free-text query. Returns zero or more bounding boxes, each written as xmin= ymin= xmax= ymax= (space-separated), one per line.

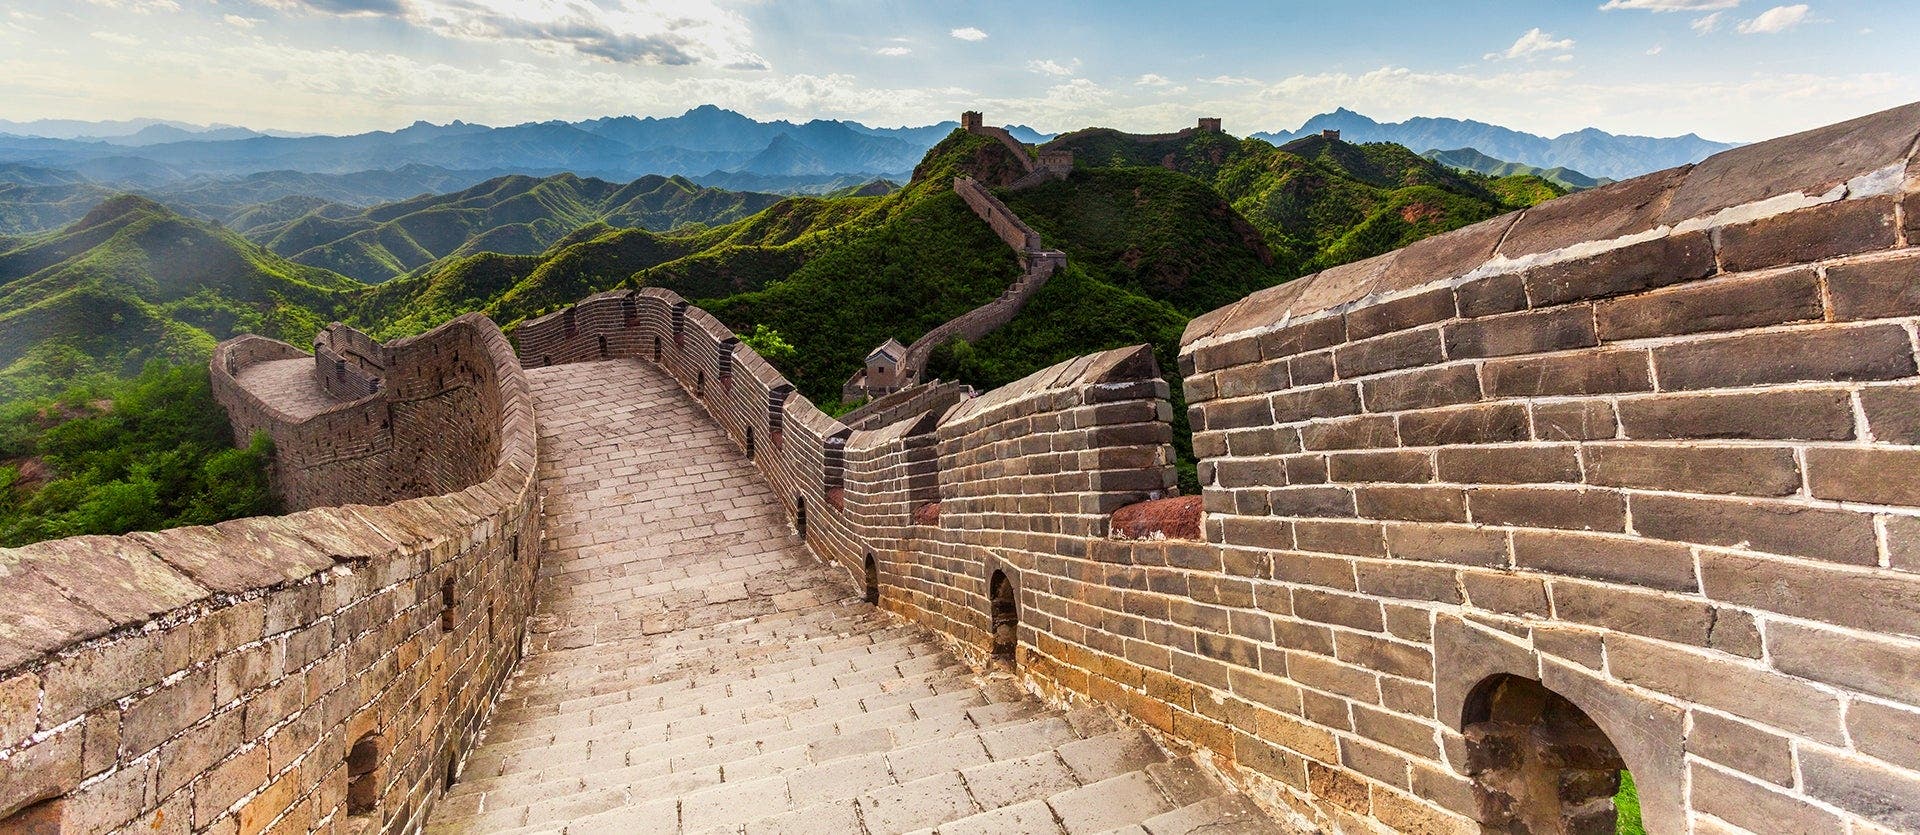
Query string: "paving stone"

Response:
xmin=1048 ymin=772 xmax=1176 ymax=834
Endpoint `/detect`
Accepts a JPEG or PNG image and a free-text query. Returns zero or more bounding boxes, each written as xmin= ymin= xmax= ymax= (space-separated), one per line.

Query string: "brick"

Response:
xmin=1356 ymin=486 xmax=1467 ymax=523
xmin=1848 ymin=699 xmax=1920 ymax=774
xmin=1530 ymin=400 xmax=1617 ymax=441
xmin=1599 ymin=267 xmax=1824 ymax=341
xmin=1327 ymin=450 xmax=1431 ymax=483
xmin=1523 ymin=231 xmax=1716 ymax=307
xmin=1549 ymin=580 xmax=1717 ymax=646
xmin=1270 ymin=383 xmax=1361 ymax=423
xmin=1717 ymin=196 xmax=1899 ymax=273
xmin=1355 ymin=562 xmax=1463 ymax=606
xmin=1689 ymin=763 xmax=1845 ymax=835
xmin=1768 ymin=620 xmax=1920 ymax=704
xmin=1434 ymin=446 xmax=1580 ymax=485
xmin=1806 ymin=447 xmax=1920 ymax=505
xmin=1609 ymin=635 xmax=1845 ymax=744
xmin=1453 ymin=273 xmax=1526 ymax=318
xmin=1283 ymin=453 xmax=1328 ymax=484
xmin=0 ymin=724 xmax=81 ymax=821
xmin=1333 ymin=328 xmax=1444 ymax=378
xmin=1213 ymin=361 xmax=1289 ymax=400
xmin=1260 ymin=316 xmax=1346 ymax=360
xmin=1860 ymin=383 xmax=1920 ymax=443
xmin=1442 ymin=306 xmax=1596 ymax=360
xmin=1288 ymin=351 xmax=1335 ymax=385
xmin=1688 ymin=710 xmax=1795 ymax=786
xmin=1382 ymin=523 xmax=1508 ymax=567
xmin=1617 ymin=389 xmax=1855 ymax=440
xmin=40 ymin=636 xmax=162 ymax=726
xmin=0 ymin=673 xmax=36 ymax=750
xmin=1481 ymin=349 xmax=1651 ymax=397
xmin=1290 ymin=520 xmax=1386 ymax=558
xmin=122 ymin=667 xmax=217 ymax=758
xmin=1468 ymin=487 xmax=1625 ymax=532
xmin=1460 ymin=572 xmax=1548 ymax=616
xmin=1339 ymin=738 xmax=1409 ymax=787
xmin=1299 ymin=415 xmax=1397 ymax=451
xmin=1267 ymin=486 xmax=1355 ymax=518
xmin=1820 ymin=251 xmax=1920 ymax=320
xmin=1584 ymin=443 xmax=1801 ymax=496
xmin=1799 ymin=746 xmax=1920 ymax=832
xmin=1306 ymin=760 xmax=1371 ymax=813
xmin=1512 ymin=530 xmax=1697 ymax=592
xmin=1632 ymin=493 xmax=1876 ymax=565
xmin=1293 ymin=589 xmax=1386 ymax=632
xmin=1360 ymin=365 xmax=1480 ymax=412
xmin=1347 ymin=288 xmax=1455 ymax=340
xmin=1398 ymin=403 xmax=1529 ymax=447
xmin=1699 ymin=550 xmax=1920 ymax=636
xmin=1652 ymin=323 xmax=1916 ymax=391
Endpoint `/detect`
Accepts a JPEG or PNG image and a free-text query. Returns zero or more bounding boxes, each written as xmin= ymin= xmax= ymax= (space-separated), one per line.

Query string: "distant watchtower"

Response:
xmin=1197 ymin=117 xmax=1223 ymax=133
xmin=863 ymin=339 xmax=908 ymax=393
xmin=962 ymin=111 xmax=985 ymax=132
xmin=1322 ymin=129 xmax=1341 ymax=141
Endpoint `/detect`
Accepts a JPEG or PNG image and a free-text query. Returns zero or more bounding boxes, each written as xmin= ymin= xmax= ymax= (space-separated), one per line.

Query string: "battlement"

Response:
xmin=6 ymin=102 xmax=1920 ymax=835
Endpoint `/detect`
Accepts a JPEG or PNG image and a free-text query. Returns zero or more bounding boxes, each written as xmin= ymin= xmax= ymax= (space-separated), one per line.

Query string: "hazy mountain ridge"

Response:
xmin=1254 ymin=108 xmax=1736 ymax=181
xmin=1422 ymin=147 xmax=1611 ymax=191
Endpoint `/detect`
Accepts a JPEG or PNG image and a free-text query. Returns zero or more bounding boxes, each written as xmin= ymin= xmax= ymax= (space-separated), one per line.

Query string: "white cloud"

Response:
xmin=84 ymin=0 xmax=181 ymax=13
xmin=1135 ymin=74 xmax=1172 ymax=87
xmin=260 ymin=0 xmax=770 ymax=69
xmin=1206 ymin=75 xmax=1262 ymax=86
xmin=1485 ymin=28 xmax=1575 ymax=61
xmin=1026 ymin=59 xmax=1080 ymax=77
xmin=1646 ymin=44 xmax=1664 ymax=54
xmin=876 ymin=46 xmax=910 ymax=57
xmin=90 ymin=31 xmax=142 ymax=45
xmin=1692 ymin=11 xmax=1725 ymax=32
xmin=1599 ymin=0 xmax=1740 ymax=9
xmin=949 ymin=27 xmax=987 ymax=42
xmin=1737 ymin=4 xmax=1813 ymax=34
xmin=224 ymin=15 xmax=260 ymax=29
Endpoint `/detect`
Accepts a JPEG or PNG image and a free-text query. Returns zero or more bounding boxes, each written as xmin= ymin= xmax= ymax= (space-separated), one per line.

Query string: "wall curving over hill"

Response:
xmin=0 ymin=314 xmax=539 ymax=835
xmin=518 ymin=101 xmax=1920 ymax=835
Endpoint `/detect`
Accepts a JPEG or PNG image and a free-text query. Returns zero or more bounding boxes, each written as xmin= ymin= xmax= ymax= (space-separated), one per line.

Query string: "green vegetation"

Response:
xmin=1616 ymin=772 xmax=1645 ymax=835
xmin=251 ymin=173 xmax=785 ymax=283
xmin=1424 ymin=147 xmax=1612 ymax=191
xmin=0 ymin=362 xmax=277 ymax=546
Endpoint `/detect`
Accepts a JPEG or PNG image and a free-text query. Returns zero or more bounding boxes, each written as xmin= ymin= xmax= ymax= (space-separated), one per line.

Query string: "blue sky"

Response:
xmin=2 ymin=0 xmax=1915 ymax=141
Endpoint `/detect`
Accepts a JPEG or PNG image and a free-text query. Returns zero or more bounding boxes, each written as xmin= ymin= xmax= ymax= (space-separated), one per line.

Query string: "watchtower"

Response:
xmin=1322 ymin=129 xmax=1341 ymax=141
xmin=1197 ymin=117 xmax=1222 ymax=133
xmin=863 ymin=338 xmax=908 ymax=392
xmin=961 ymin=111 xmax=984 ymax=132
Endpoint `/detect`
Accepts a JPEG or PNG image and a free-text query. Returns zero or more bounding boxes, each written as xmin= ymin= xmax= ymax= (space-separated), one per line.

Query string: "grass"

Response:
xmin=1616 ymin=771 xmax=1645 ymax=834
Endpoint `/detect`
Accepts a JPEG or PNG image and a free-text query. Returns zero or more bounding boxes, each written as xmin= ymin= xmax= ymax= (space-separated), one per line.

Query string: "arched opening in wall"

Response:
xmin=652 ymin=335 xmax=661 ymax=361
xmin=0 ymin=797 xmax=66 ymax=833
xmin=1462 ymin=675 xmax=1631 ymax=834
xmin=347 ymin=733 xmax=384 ymax=816
xmin=440 ymin=577 xmax=456 ymax=632
xmin=989 ymin=570 xmax=1017 ymax=667
xmin=696 ymin=370 xmax=706 ymax=397
xmin=795 ymin=494 xmax=807 ymax=539
xmin=745 ymin=427 xmax=756 ymax=459
xmin=864 ymin=553 xmax=879 ymax=604
xmin=597 ymin=334 xmax=608 ymax=358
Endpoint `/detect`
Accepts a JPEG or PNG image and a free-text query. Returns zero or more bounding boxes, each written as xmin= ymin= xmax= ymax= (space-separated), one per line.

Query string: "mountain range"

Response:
xmin=1422 ymin=148 xmax=1611 ymax=191
xmin=1253 ymin=108 xmax=1737 ymax=181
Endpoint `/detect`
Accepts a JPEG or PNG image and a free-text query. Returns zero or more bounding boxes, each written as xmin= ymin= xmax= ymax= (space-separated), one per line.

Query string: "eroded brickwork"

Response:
xmin=0 ymin=314 xmax=539 ymax=834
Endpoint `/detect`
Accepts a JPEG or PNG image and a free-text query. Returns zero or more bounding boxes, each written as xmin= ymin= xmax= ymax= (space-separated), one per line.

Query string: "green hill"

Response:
xmin=1424 ymin=147 xmax=1611 ymax=191
xmin=0 ymin=195 xmax=361 ymax=399
xmin=252 ymin=173 xmax=784 ymax=284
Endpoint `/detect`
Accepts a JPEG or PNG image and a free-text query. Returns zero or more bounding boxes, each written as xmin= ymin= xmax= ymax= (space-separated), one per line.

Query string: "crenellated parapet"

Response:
xmin=1 ymin=314 xmax=540 ymax=835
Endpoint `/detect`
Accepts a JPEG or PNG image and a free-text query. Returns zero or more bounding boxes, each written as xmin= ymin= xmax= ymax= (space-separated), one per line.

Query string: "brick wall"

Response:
xmin=0 ymin=314 xmax=541 ymax=835
xmin=514 ymin=101 xmax=1920 ymax=834
xmin=214 ymin=317 xmax=509 ymax=511
xmin=1175 ymin=100 xmax=1920 ymax=833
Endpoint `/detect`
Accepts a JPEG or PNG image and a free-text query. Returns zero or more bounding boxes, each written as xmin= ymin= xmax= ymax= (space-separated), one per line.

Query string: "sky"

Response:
xmin=2 ymin=0 xmax=1916 ymax=142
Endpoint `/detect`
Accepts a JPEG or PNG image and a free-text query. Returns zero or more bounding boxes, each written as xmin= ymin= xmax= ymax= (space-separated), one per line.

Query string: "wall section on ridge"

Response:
xmin=0 ymin=313 xmax=541 ymax=835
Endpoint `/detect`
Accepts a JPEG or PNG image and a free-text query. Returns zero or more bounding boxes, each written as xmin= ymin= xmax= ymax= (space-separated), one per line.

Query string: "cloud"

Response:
xmin=1692 ymin=12 xmax=1724 ymax=32
xmin=1135 ymin=74 xmax=1173 ymax=87
xmin=83 ymin=0 xmax=182 ymax=13
xmin=1737 ymin=4 xmax=1813 ymax=33
xmin=1485 ymin=28 xmax=1575 ymax=61
xmin=950 ymin=27 xmax=988 ymax=41
xmin=1206 ymin=75 xmax=1263 ymax=86
xmin=1026 ymin=59 xmax=1080 ymax=77
xmin=90 ymin=31 xmax=142 ymax=45
xmin=1646 ymin=44 xmax=1664 ymax=54
xmin=876 ymin=46 xmax=911 ymax=57
xmin=1599 ymin=0 xmax=1740 ymax=9
xmin=224 ymin=15 xmax=260 ymax=29
xmin=260 ymin=0 xmax=770 ymax=69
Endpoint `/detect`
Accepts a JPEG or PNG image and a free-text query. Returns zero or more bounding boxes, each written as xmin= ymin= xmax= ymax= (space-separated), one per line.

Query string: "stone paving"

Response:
xmin=231 ymin=356 xmax=347 ymax=419
xmin=424 ymin=358 xmax=1281 ymax=834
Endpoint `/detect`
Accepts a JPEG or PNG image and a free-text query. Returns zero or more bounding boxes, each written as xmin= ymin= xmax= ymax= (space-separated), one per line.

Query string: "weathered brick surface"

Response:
xmin=1 ymin=314 xmax=539 ymax=834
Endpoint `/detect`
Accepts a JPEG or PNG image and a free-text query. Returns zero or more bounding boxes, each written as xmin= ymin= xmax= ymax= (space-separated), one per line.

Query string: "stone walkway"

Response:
xmin=424 ymin=358 xmax=1280 ymax=835
xmin=231 ymin=357 xmax=346 ymax=420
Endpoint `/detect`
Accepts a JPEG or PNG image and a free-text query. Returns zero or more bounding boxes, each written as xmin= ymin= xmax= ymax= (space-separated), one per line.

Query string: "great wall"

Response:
xmin=1 ymin=103 xmax=1919 ymax=834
